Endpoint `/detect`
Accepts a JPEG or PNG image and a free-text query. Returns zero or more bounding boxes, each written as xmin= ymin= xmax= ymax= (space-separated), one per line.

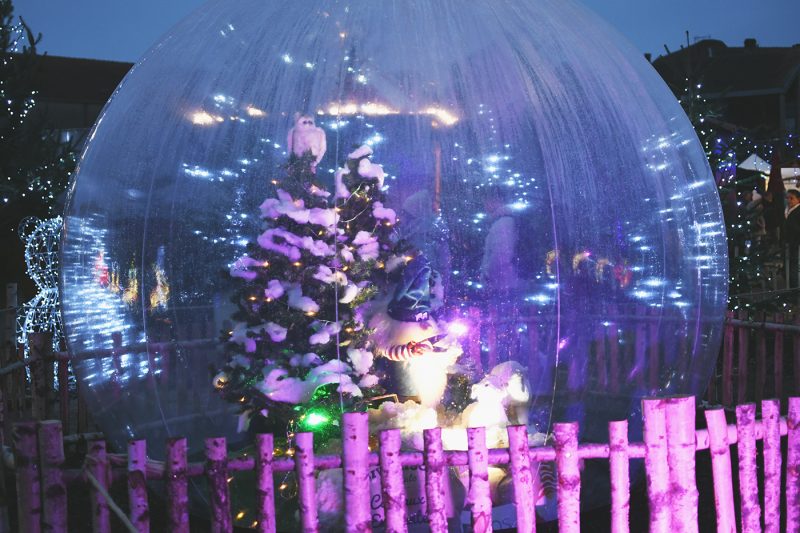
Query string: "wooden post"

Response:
xmin=735 ymin=403 xmax=761 ymax=532
xmin=634 ymin=309 xmax=646 ymax=390
xmin=786 ymin=397 xmax=800 ymax=532
xmin=295 ymin=432 xmax=319 ymax=533
xmin=665 ymin=397 xmax=698 ymax=532
xmin=423 ymin=427 xmax=447 ymax=533
xmin=737 ymin=310 xmax=749 ymax=404
xmin=721 ymin=311 xmax=735 ymax=407
xmin=595 ymin=322 xmax=608 ymax=390
xmin=554 ymin=422 xmax=580 ymax=533
xmin=88 ymin=440 xmax=111 ymax=533
xmin=38 ymin=421 xmax=66 ymax=532
xmin=762 ymin=399 xmax=782 ymax=533
xmin=13 ymin=422 xmax=41 ymax=533
xmin=128 ymin=440 xmax=150 ymax=533
xmin=609 ymin=316 xmax=620 ymax=394
xmin=468 ymin=307 xmax=483 ymax=376
xmin=165 ymin=437 xmax=189 ymax=533
xmin=256 ymin=434 xmax=276 ymax=533
xmin=642 ymin=399 xmax=670 ymax=533
xmin=773 ymin=314 xmax=784 ymax=400
xmin=206 ymin=437 xmax=232 ymax=533
xmin=29 ymin=332 xmax=53 ymax=420
xmin=467 ymin=427 xmax=492 ymax=533
xmin=755 ymin=313 xmax=766 ymax=403
xmin=379 ymin=429 xmax=407 ymax=533
xmin=608 ymin=420 xmax=630 ymax=533
xmin=648 ymin=308 xmax=659 ymax=391
xmin=794 ymin=317 xmax=800 ymax=394
xmin=343 ymin=413 xmax=371 ymax=533
xmin=57 ymin=360 xmax=69 ymax=432
xmin=703 ymin=409 xmax=735 ymax=533
xmin=507 ymin=426 xmax=536 ymax=533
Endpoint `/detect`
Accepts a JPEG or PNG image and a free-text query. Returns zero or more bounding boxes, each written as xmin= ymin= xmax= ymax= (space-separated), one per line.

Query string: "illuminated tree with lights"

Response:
xmin=215 ymin=146 xmax=401 ymax=438
xmin=0 ymin=0 xmax=77 ymax=215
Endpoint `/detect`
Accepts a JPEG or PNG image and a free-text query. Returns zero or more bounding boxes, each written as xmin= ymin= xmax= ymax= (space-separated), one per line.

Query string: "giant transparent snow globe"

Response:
xmin=61 ymin=0 xmax=727 ymax=522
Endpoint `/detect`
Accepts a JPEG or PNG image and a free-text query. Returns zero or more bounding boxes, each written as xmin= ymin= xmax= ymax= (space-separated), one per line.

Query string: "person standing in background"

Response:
xmin=784 ymin=189 xmax=800 ymax=288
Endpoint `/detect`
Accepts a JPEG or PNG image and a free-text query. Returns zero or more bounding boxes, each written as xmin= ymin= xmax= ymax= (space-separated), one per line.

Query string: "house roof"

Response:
xmin=653 ymin=39 xmax=800 ymax=98
xmin=29 ymin=54 xmax=133 ymax=104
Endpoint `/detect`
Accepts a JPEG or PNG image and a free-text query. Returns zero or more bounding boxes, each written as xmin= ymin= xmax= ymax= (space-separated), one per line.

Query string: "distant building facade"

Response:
xmin=30 ymin=55 xmax=132 ymax=146
xmin=652 ymin=38 xmax=800 ymax=135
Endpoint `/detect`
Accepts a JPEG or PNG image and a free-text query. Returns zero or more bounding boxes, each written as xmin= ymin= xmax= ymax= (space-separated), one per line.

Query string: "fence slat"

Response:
xmin=609 ymin=420 xmax=629 ymax=533
xmin=295 ymin=432 xmax=319 ymax=533
xmin=13 ymin=422 xmax=41 ymax=533
xmin=467 ymin=427 xmax=492 ymax=533
xmin=755 ymin=314 xmax=766 ymax=404
xmin=256 ymin=434 xmax=276 ymax=533
xmin=737 ymin=310 xmax=749 ymax=404
xmin=507 ymin=425 xmax=536 ymax=533
xmin=736 ymin=403 xmax=761 ymax=533
xmin=643 ymin=399 xmax=670 ymax=533
xmin=774 ymin=314 xmax=784 ymax=400
xmin=787 ymin=397 xmax=800 ymax=532
xmin=423 ymin=427 xmax=447 ymax=533
xmin=635 ymin=307 xmax=646 ymax=389
xmin=128 ymin=440 xmax=150 ymax=533
xmin=554 ymin=422 xmax=580 ymax=533
xmin=379 ymin=429 xmax=407 ymax=533
xmin=206 ymin=437 xmax=232 ymax=533
xmin=343 ymin=413 xmax=371 ymax=533
xmin=38 ymin=421 xmax=66 ymax=533
xmin=609 ymin=316 xmax=620 ymax=394
xmin=165 ymin=437 xmax=189 ymax=533
xmin=88 ymin=440 xmax=111 ymax=533
xmin=704 ymin=409 xmax=735 ymax=533
xmin=665 ymin=397 xmax=698 ymax=532
xmin=763 ymin=399 xmax=782 ymax=533
xmin=722 ymin=311 xmax=735 ymax=406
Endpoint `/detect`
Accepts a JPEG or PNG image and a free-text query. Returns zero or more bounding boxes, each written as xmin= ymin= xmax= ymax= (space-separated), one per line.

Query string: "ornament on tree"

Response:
xmin=287 ymin=113 xmax=327 ymax=173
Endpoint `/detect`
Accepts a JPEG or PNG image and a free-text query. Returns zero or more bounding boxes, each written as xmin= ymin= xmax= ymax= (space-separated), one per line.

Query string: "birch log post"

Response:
xmin=343 ymin=412 xmax=371 ymax=533
xmin=507 ymin=425 xmax=536 ymax=533
xmin=13 ymin=422 xmax=40 ymax=533
xmin=762 ymin=399 xmax=782 ymax=533
xmin=128 ymin=440 xmax=150 ymax=533
xmin=295 ymin=432 xmax=319 ymax=533
xmin=467 ymin=427 xmax=492 ymax=533
xmin=379 ymin=429 xmax=407 ymax=533
xmin=642 ymin=399 xmax=670 ymax=533
xmin=423 ymin=427 xmax=447 ymax=533
xmin=88 ymin=440 xmax=111 ymax=533
xmin=735 ymin=403 xmax=761 ymax=532
xmin=703 ymin=409 xmax=735 ymax=533
xmin=554 ymin=422 xmax=580 ymax=533
xmin=786 ymin=397 xmax=800 ymax=532
xmin=165 ymin=437 xmax=189 ymax=533
xmin=665 ymin=397 xmax=698 ymax=533
xmin=608 ymin=420 xmax=630 ymax=533
xmin=256 ymin=434 xmax=276 ymax=533
xmin=206 ymin=437 xmax=232 ymax=533
xmin=38 ymin=420 xmax=66 ymax=533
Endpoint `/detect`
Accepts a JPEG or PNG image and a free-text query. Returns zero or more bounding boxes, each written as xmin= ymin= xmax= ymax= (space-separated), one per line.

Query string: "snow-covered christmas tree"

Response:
xmin=214 ymin=120 xmax=470 ymax=439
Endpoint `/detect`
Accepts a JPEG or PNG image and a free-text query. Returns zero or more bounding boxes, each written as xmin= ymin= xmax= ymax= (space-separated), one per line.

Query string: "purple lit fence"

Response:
xmin=10 ymin=396 xmax=800 ymax=532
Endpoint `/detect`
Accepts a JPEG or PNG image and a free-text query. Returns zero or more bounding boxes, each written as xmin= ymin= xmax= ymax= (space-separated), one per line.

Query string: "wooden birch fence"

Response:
xmin=8 ymin=395 xmax=800 ymax=532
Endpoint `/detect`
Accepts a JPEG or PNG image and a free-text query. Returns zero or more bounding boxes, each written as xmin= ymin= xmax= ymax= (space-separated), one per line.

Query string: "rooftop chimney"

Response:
xmin=744 ymin=38 xmax=758 ymax=49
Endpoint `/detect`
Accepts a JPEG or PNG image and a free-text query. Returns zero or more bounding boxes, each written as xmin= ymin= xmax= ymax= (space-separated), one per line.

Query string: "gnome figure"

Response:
xmin=368 ymin=255 xmax=462 ymax=406
xmin=287 ymin=113 xmax=327 ymax=173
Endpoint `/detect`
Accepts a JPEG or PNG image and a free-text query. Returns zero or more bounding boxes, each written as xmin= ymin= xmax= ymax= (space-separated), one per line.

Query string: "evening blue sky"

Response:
xmin=14 ymin=0 xmax=800 ymax=63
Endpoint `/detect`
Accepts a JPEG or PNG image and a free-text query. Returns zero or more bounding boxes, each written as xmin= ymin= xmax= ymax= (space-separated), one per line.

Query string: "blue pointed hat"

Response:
xmin=387 ymin=254 xmax=432 ymax=322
